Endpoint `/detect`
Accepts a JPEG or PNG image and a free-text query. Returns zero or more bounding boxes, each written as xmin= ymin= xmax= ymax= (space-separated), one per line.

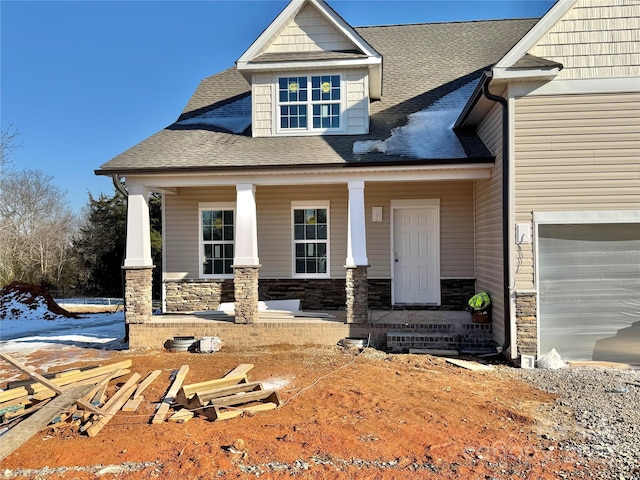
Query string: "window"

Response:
xmin=292 ymin=202 xmax=330 ymax=277
xmin=199 ymin=205 xmax=235 ymax=277
xmin=278 ymin=75 xmax=342 ymax=133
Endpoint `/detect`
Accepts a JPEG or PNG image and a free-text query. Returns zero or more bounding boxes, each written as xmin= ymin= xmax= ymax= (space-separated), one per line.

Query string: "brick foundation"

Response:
xmin=164 ymin=279 xmax=234 ymax=312
xmin=123 ymin=266 xmax=154 ymax=324
xmin=346 ymin=266 xmax=368 ymax=324
xmin=515 ymin=292 xmax=537 ymax=355
xmin=233 ymin=265 xmax=260 ymax=324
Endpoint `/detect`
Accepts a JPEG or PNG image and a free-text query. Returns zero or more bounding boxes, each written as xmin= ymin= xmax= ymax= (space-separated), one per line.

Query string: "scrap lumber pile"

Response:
xmin=0 ymin=356 xmax=283 ymax=460
xmin=172 ymin=363 xmax=282 ymax=422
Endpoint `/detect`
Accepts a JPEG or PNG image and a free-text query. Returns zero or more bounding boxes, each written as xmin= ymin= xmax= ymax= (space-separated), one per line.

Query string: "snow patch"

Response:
xmin=353 ymin=79 xmax=478 ymax=158
xmin=178 ymin=95 xmax=252 ymax=133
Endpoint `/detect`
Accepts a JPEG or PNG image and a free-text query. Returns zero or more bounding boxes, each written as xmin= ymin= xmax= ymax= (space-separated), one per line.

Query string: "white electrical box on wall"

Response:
xmin=372 ymin=207 xmax=383 ymax=222
xmin=516 ymin=223 xmax=532 ymax=244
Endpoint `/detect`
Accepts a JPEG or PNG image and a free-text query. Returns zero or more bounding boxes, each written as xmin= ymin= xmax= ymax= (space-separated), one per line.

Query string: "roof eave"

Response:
xmin=492 ymin=66 xmax=561 ymax=81
xmin=237 ymin=57 xmax=383 ymax=100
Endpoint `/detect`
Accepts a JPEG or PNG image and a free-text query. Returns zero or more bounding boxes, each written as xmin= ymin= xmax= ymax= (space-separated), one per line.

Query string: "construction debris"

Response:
xmin=0 ymin=358 xmax=285 ymax=459
xmin=443 ymin=357 xmax=495 ymax=371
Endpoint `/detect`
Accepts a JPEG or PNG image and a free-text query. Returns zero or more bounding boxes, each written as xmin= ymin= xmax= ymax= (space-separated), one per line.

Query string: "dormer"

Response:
xmin=236 ymin=0 xmax=382 ymax=137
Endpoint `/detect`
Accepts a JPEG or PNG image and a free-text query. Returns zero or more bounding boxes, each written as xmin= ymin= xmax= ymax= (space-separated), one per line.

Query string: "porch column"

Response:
xmin=345 ymin=180 xmax=369 ymax=324
xmin=233 ymin=183 xmax=260 ymax=324
xmin=123 ymin=184 xmax=154 ymax=326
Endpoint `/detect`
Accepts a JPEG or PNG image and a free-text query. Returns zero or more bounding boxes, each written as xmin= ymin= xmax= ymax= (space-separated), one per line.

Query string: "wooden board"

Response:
xmin=152 ymin=365 xmax=189 ymax=425
xmin=194 ymin=382 xmax=264 ymax=409
xmin=444 ymin=358 xmax=494 ymax=371
xmin=203 ymin=402 xmax=279 ymax=422
xmin=0 ymin=360 xmax=132 ymax=404
xmin=176 ymin=375 xmax=246 ymax=407
xmin=84 ymin=379 xmax=140 ymax=438
xmin=168 ymin=410 xmax=194 ymax=423
xmin=224 ymin=364 xmax=254 ymax=378
xmin=132 ymin=370 xmax=162 ymax=399
xmin=0 ymin=384 xmax=92 ymax=462
xmin=567 ymin=360 xmax=639 ymax=370
xmin=0 ymin=353 xmax=106 ymax=415
xmin=209 ymin=389 xmax=281 ymax=408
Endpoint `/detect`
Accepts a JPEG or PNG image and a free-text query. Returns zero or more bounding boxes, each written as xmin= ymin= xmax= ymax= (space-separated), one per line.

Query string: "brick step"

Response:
xmin=387 ymin=330 xmax=497 ymax=354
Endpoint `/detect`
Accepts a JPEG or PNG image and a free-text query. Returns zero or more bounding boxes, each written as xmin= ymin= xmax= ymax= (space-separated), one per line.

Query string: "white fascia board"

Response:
xmin=237 ymin=1 xmax=304 ymax=65
xmin=509 ymin=77 xmax=640 ymax=98
xmin=127 ymin=164 xmax=494 ymax=189
xmin=237 ymin=56 xmax=381 ymax=72
xmin=491 ymin=67 xmax=560 ymax=81
xmin=309 ymin=0 xmax=381 ymax=59
xmin=494 ymin=0 xmax=578 ymax=69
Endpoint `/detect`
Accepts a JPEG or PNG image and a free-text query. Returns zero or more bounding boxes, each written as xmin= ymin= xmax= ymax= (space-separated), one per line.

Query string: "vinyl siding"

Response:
xmin=513 ymin=92 xmax=640 ymax=290
xmin=252 ymin=74 xmax=273 ymax=137
xmin=475 ymin=102 xmax=506 ymax=344
xmin=164 ymin=182 xmax=475 ymax=281
xmin=528 ymin=0 xmax=640 ymax=79
xmin=264 ymin=4 xmax=355 ymax=53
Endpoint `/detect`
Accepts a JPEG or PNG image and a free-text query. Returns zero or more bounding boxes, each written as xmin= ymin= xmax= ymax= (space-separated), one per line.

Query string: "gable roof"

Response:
xmin=97 ymin=17 xmax=538 ymax=176
xmin=237 ymin=0 xmax=383 ymax=98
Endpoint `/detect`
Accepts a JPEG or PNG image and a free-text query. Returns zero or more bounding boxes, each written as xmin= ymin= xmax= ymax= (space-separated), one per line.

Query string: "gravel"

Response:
xmin=514 ymin=366 xmax=640 ymax=479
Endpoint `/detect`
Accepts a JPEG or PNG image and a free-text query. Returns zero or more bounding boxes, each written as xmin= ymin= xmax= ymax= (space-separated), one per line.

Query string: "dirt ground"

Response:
xmin=0 ymin=343 xmax=604 ymax=480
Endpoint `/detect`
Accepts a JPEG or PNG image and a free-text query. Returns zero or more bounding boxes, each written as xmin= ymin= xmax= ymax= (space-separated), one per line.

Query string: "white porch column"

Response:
xmin=234 ymin=183 xmax=260 ymax=266
xmin=124 ymin=184 xmax=153 ymax=267
xmin=346 ymin=180 xmax=368 ymax=266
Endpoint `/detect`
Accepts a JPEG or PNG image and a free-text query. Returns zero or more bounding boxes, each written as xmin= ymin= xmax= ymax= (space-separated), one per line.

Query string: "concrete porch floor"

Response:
xmin=128 ymin=309 xmax=494 ymax=353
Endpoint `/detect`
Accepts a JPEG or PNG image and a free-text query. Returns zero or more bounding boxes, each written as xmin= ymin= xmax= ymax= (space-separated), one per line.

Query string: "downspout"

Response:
xmin=481 ymin=76 xmax=512 ymax=355
xmin=112 ymin=174 xmax=130 ymax=341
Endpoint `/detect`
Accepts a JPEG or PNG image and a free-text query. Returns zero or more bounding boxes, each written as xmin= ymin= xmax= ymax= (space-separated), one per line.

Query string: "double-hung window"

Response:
xmin=278 ymin=75 xmax=342 ymax=133
xmin=292 ymin=201 xmax=330 ymax=277
xmin=199 ymin=204 xmax=235 ymax=278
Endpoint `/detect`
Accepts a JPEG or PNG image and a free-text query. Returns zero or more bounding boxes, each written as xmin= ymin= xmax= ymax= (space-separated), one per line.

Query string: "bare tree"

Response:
xmin=0 ymin=169 xmax=77 ymax=287
xmin=0 ymin=125 xmax=21 ymax=177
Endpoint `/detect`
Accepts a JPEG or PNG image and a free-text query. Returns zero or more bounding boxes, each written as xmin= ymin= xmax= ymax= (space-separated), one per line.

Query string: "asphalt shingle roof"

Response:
xmin=98 ymin=18 xmax=538 ymax=174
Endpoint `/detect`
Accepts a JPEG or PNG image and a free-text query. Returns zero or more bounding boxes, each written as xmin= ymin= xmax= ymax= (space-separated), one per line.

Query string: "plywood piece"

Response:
xmin=152 ymin=365 xmax=189 ymax=425
xmin=0 ymin=384 xmax=92 ymax=462
xmin=444 ymin=358 xmax=495 ymax=371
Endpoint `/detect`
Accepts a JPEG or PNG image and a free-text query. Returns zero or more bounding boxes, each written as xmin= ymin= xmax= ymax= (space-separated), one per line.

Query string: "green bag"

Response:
xmin=468 ymin=292 xmax=491 ymax=311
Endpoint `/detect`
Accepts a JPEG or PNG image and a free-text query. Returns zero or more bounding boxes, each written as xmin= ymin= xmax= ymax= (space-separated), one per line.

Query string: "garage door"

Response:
xmin=538 ymin=223 xmax=640 ymax=362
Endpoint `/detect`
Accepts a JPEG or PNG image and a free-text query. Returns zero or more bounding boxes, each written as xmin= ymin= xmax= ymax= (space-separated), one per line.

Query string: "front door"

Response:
xmin=392 ymin=206 xmax=440 ymax=304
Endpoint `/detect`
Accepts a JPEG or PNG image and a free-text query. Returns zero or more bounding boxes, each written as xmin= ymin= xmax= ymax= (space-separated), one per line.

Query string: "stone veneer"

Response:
xmin=345 ymin=266 xmax=368 ymax=324
xmin=515 ymin=292 xmax=537 ymax=355
xmin=164 ymin=279 xmax=234 ymax=312
xmin=163 ymin=277 xmax=476 ymax=314
xmin=233 ymin=266 xmax=260 ymax=324
xmin=123 ymin=266 xmax=154 ymax=324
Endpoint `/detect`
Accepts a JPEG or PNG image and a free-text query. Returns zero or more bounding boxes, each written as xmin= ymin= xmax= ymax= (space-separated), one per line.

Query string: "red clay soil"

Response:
xmin=0 ymin=281 xmax=78 ymax=319
xmin=0 ymin=345 xmax=600 ymax=479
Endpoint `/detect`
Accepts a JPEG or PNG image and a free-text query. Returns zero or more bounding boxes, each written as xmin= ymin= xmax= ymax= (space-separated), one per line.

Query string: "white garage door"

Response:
xmin=538 ymin=223 xmax=640 ymax=362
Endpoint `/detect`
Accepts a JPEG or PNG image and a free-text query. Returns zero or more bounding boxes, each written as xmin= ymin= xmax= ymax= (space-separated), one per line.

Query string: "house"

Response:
xmin=96 ymin=0 xmax=640 ymax=363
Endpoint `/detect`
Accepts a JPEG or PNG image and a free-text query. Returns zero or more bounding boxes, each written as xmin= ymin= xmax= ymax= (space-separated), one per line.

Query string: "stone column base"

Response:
xmin=346 ymin=265 xmax=368 ymax=324
xmin=123 ymin=266 xmax=155 ymax=325
xmin=233 ymin=265 xmax=260 ymax=324
xmin=515 ymin=292 xmax=537 ymax=356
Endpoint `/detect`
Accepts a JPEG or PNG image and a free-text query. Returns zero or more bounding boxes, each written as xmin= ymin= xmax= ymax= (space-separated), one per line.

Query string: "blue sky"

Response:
xmin=1 ymin=0 xmax=555 ymax=214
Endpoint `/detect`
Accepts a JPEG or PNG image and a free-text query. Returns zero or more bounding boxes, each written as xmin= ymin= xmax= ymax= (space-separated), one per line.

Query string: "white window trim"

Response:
xmin=273 ymin=73 xmax=346 ymax=136
xmin=291 ymin=200 xmax=331 ymax=278
xmin=198 ymin=202 xmax=236 ymax=279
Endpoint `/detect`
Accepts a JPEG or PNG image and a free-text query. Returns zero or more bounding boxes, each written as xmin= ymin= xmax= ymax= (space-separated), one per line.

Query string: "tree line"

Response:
xmin=0 ymin=127 xmax=162 ymax=298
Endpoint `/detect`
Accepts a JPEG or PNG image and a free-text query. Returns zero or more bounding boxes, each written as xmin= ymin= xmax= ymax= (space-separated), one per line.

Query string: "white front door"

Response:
xmin=392 ymin=207 xmax=440 ymax=304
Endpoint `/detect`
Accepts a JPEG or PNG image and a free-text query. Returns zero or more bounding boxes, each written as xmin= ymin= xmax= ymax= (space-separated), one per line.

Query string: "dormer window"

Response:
xmin=277 ymin=74 xmax=343 ymax=134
